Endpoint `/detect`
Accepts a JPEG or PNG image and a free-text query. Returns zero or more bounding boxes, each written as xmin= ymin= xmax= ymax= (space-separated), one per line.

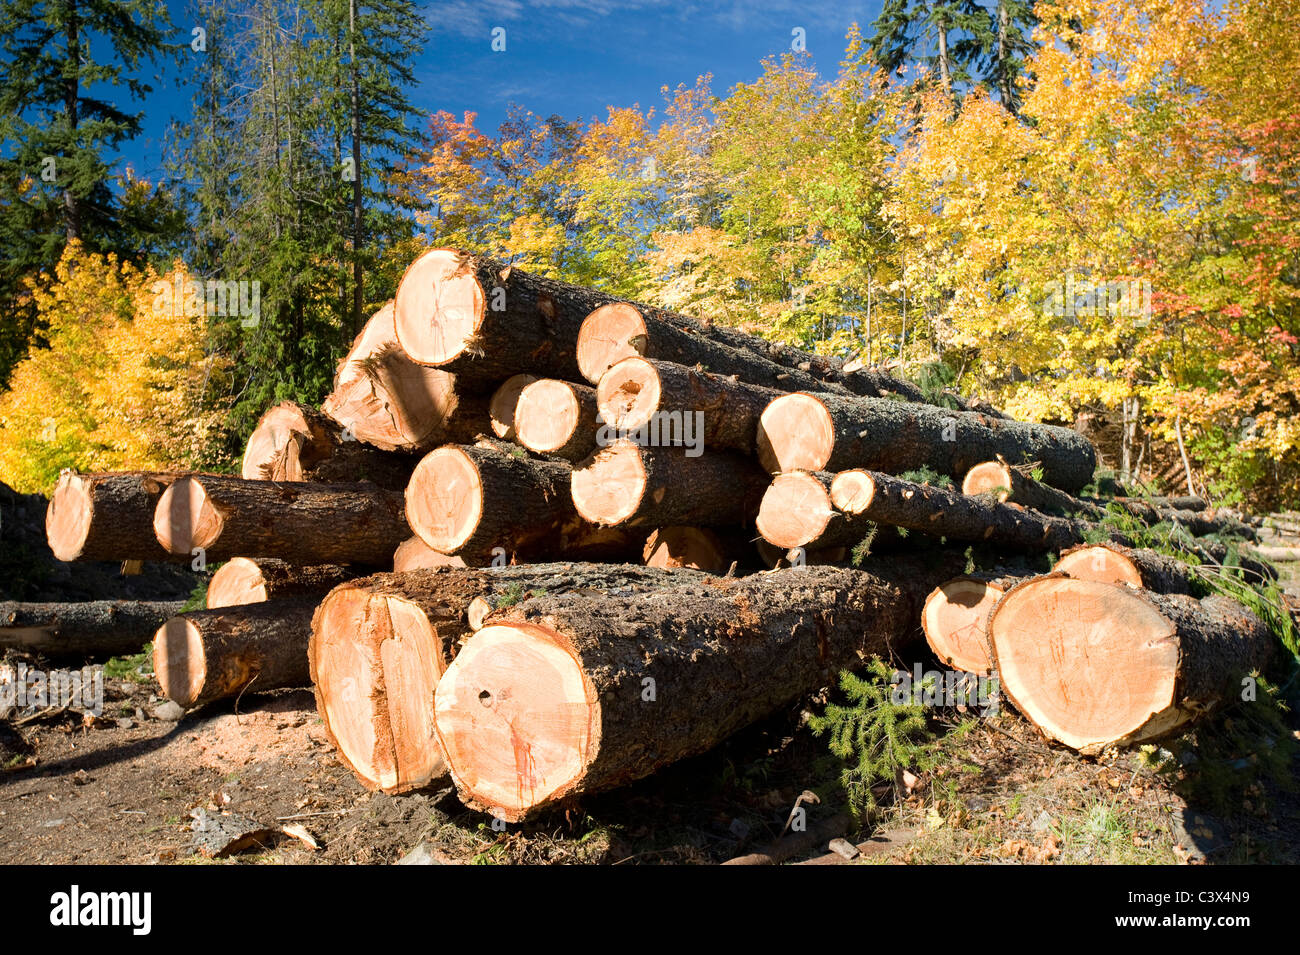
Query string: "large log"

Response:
xmin=570 ymin=440 xmax=769 ymax=529
xmin=241 ymin=401 xmax=417 ymax=490
xmin=153 ymin=599 xmax=318 ymax=709
xmin=0 ymin=600 xmax=184 ymax=658
xmin=404 ymin=443 xmax=641 ymax=562
xmin=321 ymin=301 xmax=489 ymax=451
xmin=394 ymin=250 xmax=607 ymax=386
xmin=1054 ymin=543 xmax=1200 ymax=596
xmin=989 ymin=576 xmax=1274 ymax=754
xmin=513 ymin=378 xmax=601 ymax=461
xmin=434 ymin=558 xmax=965 ymax=822
xmin=309 ymin=564 xmax=705 ymax=793
xmin=757 ymin=392 xmax=1097 ymax=492
xmin=45 ymin=471 xmax=185 ymax=563
xmin=153 ymin=475 xmax=408 ymax=566
xmin=595 ymin=355 xmax=779 ymax=455
xmin=206 ymin=558 xmax=356 ymax=609
xmin=921 ymin=573 xmax=1027 ymax=675
xmin=757 ymin=469 xmax=1087 ymax=553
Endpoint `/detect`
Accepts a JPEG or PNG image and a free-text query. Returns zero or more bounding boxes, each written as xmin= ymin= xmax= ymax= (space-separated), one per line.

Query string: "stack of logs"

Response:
xmin=38 ymin=248 xmax=1277 ymax=822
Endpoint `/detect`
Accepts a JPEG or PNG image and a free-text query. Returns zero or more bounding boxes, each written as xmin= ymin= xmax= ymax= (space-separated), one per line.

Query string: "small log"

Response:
xmin=310 ymin=564 xmax=703 ymax=793
xmin=153 ymin=599 xmax=318 ymax=709
xmin=1116 ymin=494 xmax=1207 ymax=511
xmin=392 ymin=535 xmax=468 ymax=571
xmin=570 ymin=440 xmax=768 ymax=529
xmin=322 ymin=301 xmax=489 ymax=451
xmin=0 ymin=600 xmax=184 ymax=659
xmin=1054 ymin=543 xmax=1200 ymax=595
xmin=206 ymin=558 xmax=356 ymax=609
xmin=154 ymin=475 xmax=408 ymax=566
xmin=404 ymin=443 xmax=641 ymax=562
xmin=961 ymin=459 xmax=1091 ymax=516
xmin=394 ymin=250 xmax=606 ymax=386
xmin=595 ymin=355 xmax=778 ymax=455
xmin=46 ymin=471 xmax=185 ymax=562
xmin=757 ymin=392 xmax=1097 ymax=492
xmin=921 ymin=574 xmax=1027 ymax=674
xmin=514 ymin=378 xmax=600 ymax=461
xmin=434 ymin=558 xmax=965 ymax=821
xmin=241 ymin=401 xmax=417 ymax=490
xmin=488 ymin=374 xmax=537 ymax=440
xmin=989 ymin=576 xmax=1274 ymax=754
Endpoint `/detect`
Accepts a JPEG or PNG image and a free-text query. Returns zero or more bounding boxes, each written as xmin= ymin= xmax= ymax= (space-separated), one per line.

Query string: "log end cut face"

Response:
xmin=921 ymin=577 xmax=1002 ymax=674
xmin=516 ymin=379 xmax=585 ymax=454
xmin=154 ymin=477 xmax=224 ymax=556
xmin=595 ymin=355 xmax=660 ymax=433
xmin=1055 ymin=546 xmax=1144 ymax=589
xmin=405 ymin=447 xmax=484 ymax=553
xmin=207 ymin=557 xmax=270 ymax=608
xmin=576 ymin=302 xmax=648 ymax=384
xmin=756 ymin=471 xmax=835 ymax=549
xmin=310 ymin=586 xmax=449 ymax=792
xmin=154 ymin=617 xmax=205 ymax=709
xmin=46 ymin=471 xmax=94 ymax=562
xmin=434 ymin=622 xmax=598 ymax=821
xmin=756 ymin=393 xmax=835 ymax=473
xmin=392 ymin=535 xmax=468 ymax=572
xmin=489 ymin=374 xmax=538 ymax=440
xmin=642 ymin=526 xmax=727 ymax=573
xmin=571 ymin=441 xmax=647 ymax=526
xmin=989 ymin=576 xmax=1179 ymax=754
xmin=829 ymin=470 xmax=876 ymax=514
xmin=394 ymin=249 xmax=485 ymax=366
xmin=241 ymin=402 xmax=314 ymax=481
xmin=961 ymin=461 xmax=1013 ymax=501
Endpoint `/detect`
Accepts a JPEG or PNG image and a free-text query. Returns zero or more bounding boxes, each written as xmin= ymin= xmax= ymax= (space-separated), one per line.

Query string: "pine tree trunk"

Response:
xmin=513 ymin=379 xmax=601 ymax=461
xmin=46 ymin=471 xmax=187 ymax=563
xmin=0 ymin=600 xmax=184 ymax=659
xmin=242 ymin=401 xmax=417 ymax=490
xmin=206 ymin=558 xmax=356 ymax=609
xmin=1054 ymin=543 xmax=1200 ymax=595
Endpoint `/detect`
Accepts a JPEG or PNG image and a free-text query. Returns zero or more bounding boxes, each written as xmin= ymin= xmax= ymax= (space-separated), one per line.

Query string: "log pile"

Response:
xmin=40 ymin=247 xmax=1282 ymax=827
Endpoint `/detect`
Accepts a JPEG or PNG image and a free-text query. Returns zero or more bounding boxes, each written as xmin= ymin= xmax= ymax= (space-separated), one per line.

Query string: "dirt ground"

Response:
xmin=2 ymin=652 xmax=1296 ymax=866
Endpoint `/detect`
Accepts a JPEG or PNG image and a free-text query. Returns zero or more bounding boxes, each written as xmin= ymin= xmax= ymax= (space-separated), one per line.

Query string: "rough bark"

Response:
xmin=758 ymin=392 xmax=1097 ymax=492
xmin=0 ymin=600 xmax=184 ymax=659
xmin=153 ymin=475 xmax=408 ymax=566
xmin=310 ymin=564 xmax=706 ymax=793
xmin=571 ymin=440 xmax=769 ymax=529
xmin=404 ymin=443 xmax=642 ymax=562
xmin=435 ymin=557 xmax=966 ymax=821
xmin=321 ymin=301 xmax=490 ymax=451
xmin=989 ymin=576 xmax=1274 ymax=754
xmin=1054 ymin=543 xmax=1201 ymax=596
xmin=45 ymin=471 xmax=186 ymax=563
xmin=514 ymin=379 xmax=601 ymax=461
xmin=153 ymin=598 xmax=318 ymax=709
xmin=206 ymin=558 xmax=356 ymax=609
xmin=241 ymin=401 xmax=418 ymax=490
xmin=595 ymin=355 xmax=779 ymax=455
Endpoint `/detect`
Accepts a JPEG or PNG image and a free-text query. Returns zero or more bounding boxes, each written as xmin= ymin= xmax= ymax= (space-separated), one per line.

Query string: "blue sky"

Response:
xmin=121 ymin=0 xmax=888 ymax=181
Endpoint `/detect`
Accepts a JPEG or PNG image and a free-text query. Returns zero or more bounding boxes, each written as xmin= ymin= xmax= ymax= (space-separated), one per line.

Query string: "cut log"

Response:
xmin=989 ymin=576 xmax=1274 ymax=754
xmin=571 ymin=440 xmax=769 ymax=529
xmin=642 ymin=526 xmax=732 ymax=573
xmin=488 ymin=374 xmax=537 ymax=440
xmin=321 ymin=301 xmax=489 ymax=451
xmin=1116 ymin=494 xmax=1207 ymax=511
xmin=754 ymin=539 xmax=848 ymax=568
xmin=241 ymin=401 xmax=417 ymax=490
xmin=153 ymin=599 xmax=318 ymax=709
xmin=206 ymin=558 xmax=356 ymax=609
xmin=394 ymin=250 xmax=608 ymax=386
xmin=310 ymin=564 xmax=704 ymax=793
xmin=46 ymin=471 xmax=185 ymax=563
xmin=1054 ymin=543 xmax=1200 ymax=596
xmin=153 ymin=475 xmax=408 ymax=566
xmin=434 ymin=558 xmax=965 ymax=821
xmin=0 ymin=600 xmax=184 ymax=659
xmin=921 ymin=574 xmax=1027 ymax=674
xmin=758 ymin=469 xmax=1087 ymax=553
xmin=404 ymin=443 xmax=641 ymax=562
xmin=392 ymin=535 xmax=468 ymax=572
xmin=595 ymin=355 xmax=778 ymax=455
xmin=757 ymin=392 xmax=1096 ymax=492
xmin=513 ymin=378 xmax=600 ymax=461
